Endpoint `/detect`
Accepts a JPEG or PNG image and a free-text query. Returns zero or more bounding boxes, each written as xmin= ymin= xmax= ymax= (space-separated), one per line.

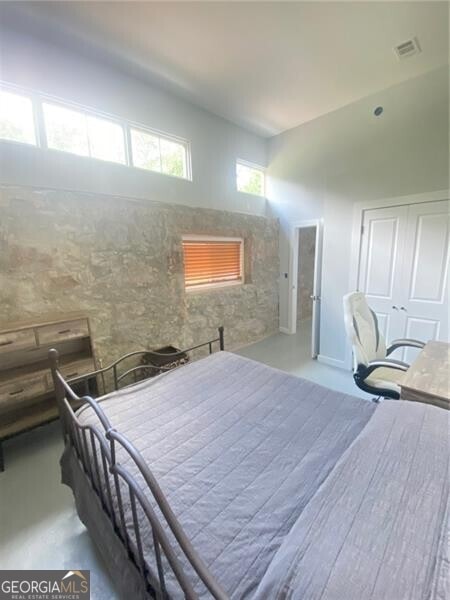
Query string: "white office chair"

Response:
xmin=343 ymin=292 xmax=425 ymax=399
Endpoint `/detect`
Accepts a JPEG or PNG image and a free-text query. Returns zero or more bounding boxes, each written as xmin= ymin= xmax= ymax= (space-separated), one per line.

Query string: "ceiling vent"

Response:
xmin=394 ymin=38 xmax=421 ymax=59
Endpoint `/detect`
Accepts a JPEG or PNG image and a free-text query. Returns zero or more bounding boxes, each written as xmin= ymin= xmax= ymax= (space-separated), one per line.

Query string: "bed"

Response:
xmin=49 ymin=330 xmax=449 ymax=600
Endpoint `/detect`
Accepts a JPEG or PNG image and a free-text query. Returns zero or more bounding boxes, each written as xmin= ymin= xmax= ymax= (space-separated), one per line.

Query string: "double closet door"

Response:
xmin=358 ymin=199 xmax=449 ymax=363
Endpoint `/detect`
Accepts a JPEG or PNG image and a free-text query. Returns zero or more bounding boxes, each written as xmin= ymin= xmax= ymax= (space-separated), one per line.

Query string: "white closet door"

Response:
xmin=359 ymin=205 xmax=408 ymax=344
xmin=399 ymin=200 xmax=449 ymax=363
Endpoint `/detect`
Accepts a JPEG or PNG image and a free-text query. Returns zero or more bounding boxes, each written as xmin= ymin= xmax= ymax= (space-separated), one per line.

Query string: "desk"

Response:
xmin=401 ymin=341 xmax=450 ymax=410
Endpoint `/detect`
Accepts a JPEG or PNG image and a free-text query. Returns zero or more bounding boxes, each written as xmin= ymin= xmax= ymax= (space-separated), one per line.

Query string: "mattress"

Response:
xmin=61 ymin=351 xmax=449 ymax=599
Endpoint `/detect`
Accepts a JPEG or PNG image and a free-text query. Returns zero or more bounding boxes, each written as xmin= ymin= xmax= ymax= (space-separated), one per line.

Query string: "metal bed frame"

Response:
xmin=49 ymin=326 xmax=227 ymax=600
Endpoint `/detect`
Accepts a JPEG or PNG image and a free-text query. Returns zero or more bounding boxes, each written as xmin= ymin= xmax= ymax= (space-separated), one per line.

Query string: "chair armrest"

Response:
xmin=386 ymin=338 xmax=425 ymax=355
xmin=365 ymin=359 xmax=409 ymax=377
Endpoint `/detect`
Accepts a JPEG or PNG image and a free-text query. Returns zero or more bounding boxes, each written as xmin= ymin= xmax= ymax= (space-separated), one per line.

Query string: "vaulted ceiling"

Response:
xmin=1 ymin=2 xmax=448 ymax=137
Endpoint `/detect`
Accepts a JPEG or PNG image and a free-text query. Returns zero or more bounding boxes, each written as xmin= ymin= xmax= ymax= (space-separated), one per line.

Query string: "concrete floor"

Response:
xmin=0 ymin=325 xmax=365 ymax=598
xmin=236 ymin=320 xmax=367 ymax=398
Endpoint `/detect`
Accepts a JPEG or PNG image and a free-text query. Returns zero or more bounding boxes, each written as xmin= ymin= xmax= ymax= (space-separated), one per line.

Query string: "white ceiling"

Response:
xmin=2 ymin=1 xmax=448 ymax=137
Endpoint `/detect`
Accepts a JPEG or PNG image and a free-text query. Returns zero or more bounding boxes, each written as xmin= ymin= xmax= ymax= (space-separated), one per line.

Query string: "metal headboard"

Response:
xmin=48 ymin=327 xmax=227 ymax=600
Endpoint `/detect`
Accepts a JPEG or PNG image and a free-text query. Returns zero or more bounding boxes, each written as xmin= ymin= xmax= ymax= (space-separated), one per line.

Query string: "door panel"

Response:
xmin=409 ymin=213 xmax=449 ymax=302
xmin=401 ymin=200 xmax=449 ymax=352
xmin=402 ymin=317 xmax=440 ymax=364
xmin=359 ymin=206 xmax=408 ymax=343
xmin=364 ymin=218 xmax=399 ymax=298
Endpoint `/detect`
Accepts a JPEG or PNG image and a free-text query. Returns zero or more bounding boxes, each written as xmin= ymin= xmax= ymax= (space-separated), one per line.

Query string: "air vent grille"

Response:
xmin=394 ymin=38 xmax=421 ymax=59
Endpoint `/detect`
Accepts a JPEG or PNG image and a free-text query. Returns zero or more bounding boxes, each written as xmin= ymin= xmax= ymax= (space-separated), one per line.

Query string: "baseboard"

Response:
xmin=279 ymin=327 xmax=291 ymax=335
xmin=317 ymin=354 xmax=347 ymax=370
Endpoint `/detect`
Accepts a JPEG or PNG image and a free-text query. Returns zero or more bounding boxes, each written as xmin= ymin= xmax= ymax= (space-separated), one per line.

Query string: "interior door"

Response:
xmin=311 ymin=224 xmax=323 ymax=358
xmin=399 ymin=200 xmax=450 ymax=363
xmin=358 ymin=205 xmax=408 ymax=345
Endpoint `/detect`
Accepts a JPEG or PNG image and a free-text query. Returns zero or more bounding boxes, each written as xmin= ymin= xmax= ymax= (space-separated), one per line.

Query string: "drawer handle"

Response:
xmin=0 ymin=340 xmax=13 ymax=346
xmin=10 ymin=388 xmax=24 ymax=396
xmin=58 ymin=329 xmax=72 ymax=334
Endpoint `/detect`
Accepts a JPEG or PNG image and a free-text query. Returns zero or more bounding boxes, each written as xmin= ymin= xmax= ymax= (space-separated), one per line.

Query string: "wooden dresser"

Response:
xmin=0 ymin=314 xmax=97 ymax=470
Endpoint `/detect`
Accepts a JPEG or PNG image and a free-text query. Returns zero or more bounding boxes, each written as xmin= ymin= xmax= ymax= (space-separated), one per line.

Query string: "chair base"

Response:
xmin=354 ymin=370 xmax=400 ymax=400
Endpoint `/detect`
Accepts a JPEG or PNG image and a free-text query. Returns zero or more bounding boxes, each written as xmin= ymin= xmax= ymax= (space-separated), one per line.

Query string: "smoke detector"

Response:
xmin=394 ymin=38 xmax=421 ymax=59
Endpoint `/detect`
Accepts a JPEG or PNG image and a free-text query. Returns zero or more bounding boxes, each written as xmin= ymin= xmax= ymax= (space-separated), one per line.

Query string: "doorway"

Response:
xmin=290 ymin=219 xmax=323 ymax=358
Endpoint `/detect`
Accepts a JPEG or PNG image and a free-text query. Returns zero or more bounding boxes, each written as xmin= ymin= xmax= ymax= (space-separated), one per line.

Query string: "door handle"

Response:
xmin=392 ymin=305 xmax=399 ymax=310
xmin=400 ymin=306 xmax=407 ymax=312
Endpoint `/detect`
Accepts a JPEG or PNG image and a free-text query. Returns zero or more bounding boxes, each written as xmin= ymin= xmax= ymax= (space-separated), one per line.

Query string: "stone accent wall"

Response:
xmin=297 ymin=226 xmax=316 ymax=322
xmin=0 ymin=186 xmax=279 ymax=365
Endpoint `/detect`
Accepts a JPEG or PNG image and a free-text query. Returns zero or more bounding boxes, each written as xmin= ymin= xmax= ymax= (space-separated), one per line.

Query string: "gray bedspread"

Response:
xmin=63 ymin=351 xmax=449 ymax=600
xmin=254 ymin=400 xmax=449 ymax=600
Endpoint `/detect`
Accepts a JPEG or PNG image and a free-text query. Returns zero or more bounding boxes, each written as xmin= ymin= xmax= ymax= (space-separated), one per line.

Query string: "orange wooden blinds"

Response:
xmin=183 ymin=239 xmax=242 ymax=287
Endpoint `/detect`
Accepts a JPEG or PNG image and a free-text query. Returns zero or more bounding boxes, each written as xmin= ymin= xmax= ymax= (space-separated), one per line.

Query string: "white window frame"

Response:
xmin=182 ymin=234 xmax=244 ymax=292
xmin=236 ymin=159 xmax=265 ymax=197
xmin=0 ymin=81 xmax=192 ymax=180
xmin=0 ymin=86 xmax=39 ymax=148
xmin=41 ymin=98 xmax=128 ymax=165
xmin=129 ymin=123 xmax=192 ymax=180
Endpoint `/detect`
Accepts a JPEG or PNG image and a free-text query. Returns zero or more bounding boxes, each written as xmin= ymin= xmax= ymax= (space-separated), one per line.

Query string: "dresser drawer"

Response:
xmin=60 ymin=358 xmax=96 ymax=381
xmin=0 ymin=329 xmax=37 ymax=354
xmin=0 ymin=374 xmax=47 ymax=412
xmin=46 ymin=358 xmax=96 ymax=392
xmin=37 ymin=319 xmax=89 ymax=345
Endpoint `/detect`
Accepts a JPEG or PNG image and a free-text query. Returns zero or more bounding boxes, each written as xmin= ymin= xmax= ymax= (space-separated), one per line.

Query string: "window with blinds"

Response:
xmin=182 ymin=236 xmax=243 ymax=289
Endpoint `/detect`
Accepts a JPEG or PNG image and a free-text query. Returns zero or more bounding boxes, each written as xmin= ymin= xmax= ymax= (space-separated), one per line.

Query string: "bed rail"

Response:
xmin=66 ymin=326 xmax=225 ymax=394
xmin=48 ymin=327 xmax=228 ymax=600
